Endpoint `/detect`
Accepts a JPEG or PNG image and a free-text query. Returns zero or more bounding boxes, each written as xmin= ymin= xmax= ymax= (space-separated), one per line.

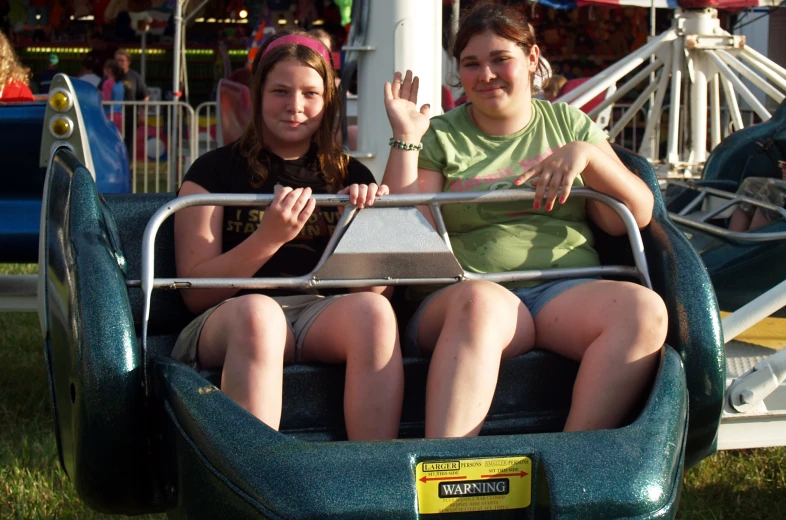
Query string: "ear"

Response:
xmin=528 ymin=45 xmax=541 ymax=74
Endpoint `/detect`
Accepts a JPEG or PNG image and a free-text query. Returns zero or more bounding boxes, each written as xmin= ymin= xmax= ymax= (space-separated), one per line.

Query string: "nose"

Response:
xmin=288 ymin=92 xmax=305 ymax=113
xmin=479 ymin=63 xmax=495 ymax=83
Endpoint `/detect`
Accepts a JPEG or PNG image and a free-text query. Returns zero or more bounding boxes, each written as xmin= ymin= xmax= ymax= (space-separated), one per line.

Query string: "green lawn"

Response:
xmin=1 ymin=262 xmax=784 ymax=518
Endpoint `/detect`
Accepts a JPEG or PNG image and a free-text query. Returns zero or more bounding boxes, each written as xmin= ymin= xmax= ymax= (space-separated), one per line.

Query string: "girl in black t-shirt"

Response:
xmin=172 ymin=32 xmax=403 ymax=440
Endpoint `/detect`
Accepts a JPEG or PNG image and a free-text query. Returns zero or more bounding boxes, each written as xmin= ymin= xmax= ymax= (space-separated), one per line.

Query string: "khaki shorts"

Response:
xmin=171 ymin=293 xmax=348 ymax=368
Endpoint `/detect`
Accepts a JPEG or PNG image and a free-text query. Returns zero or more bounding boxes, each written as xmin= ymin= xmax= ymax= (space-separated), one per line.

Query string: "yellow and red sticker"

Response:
xmin=415 ymin=456 xmax=532 ymax=514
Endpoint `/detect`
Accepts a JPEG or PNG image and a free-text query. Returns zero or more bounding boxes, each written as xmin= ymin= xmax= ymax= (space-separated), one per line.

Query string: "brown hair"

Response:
xmin=114 ymin=48 xmax=131 ymax=61
xmin=0 ymin=31 xmax=31 ymax=90
xmin=103 ymin=59 xmax=123 ymax=80
xmin=450 ymin=1 xmax=547 ymax=87
xmin=239 ymin=31 xmax=346 ymax=190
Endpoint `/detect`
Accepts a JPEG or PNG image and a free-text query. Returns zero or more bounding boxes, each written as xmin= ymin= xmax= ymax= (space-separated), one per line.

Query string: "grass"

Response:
xmin=1 ymin=262 xmax=784 ymax=518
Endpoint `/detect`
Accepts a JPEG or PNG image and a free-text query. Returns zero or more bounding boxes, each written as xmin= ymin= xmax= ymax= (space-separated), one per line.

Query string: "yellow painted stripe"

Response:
xmin=720 ymin=311 xmax=786 ymax=350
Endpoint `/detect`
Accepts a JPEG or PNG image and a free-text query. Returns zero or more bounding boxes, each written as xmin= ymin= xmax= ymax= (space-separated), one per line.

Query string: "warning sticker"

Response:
xmin=416 ymin=456 xmax=531 ymax=514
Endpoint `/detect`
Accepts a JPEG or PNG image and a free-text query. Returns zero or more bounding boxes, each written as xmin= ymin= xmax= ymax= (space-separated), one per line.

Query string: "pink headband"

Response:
xmin=260 ymin=34 xmax=331 ymax=64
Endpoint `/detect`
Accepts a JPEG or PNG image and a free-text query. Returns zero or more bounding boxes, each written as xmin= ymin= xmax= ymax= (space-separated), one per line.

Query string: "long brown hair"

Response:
xmin=0 ymin=31 xmax=31 ymax=90
xmin=450 ymin=1 xmax=547 ymax=88
xmin=238 ymin=31 xmax=347 ymax=190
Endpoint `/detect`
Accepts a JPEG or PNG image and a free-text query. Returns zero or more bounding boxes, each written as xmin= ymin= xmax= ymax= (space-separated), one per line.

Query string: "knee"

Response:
xmin=445 ymin=280 xmax=514 ymax=322
xmin=226 ymin=295 xmax=288 ymax=359
xmin=341 ymin=292 xmax=400 ymax=361
xmin=618 ymin=285 xmax=668 ymax=351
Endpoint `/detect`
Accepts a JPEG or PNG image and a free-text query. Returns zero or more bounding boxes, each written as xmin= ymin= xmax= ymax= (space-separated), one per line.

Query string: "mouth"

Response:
xmin=476 ymin=86 xmax=505 ymax=95
xmin=283 ymin=121 xmax=304 ymax=127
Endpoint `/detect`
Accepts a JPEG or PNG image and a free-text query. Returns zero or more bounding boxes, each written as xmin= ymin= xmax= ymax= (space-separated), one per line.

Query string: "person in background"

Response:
xmin=542 ymin=73 xmax=567 ymax=101
xmin=0 ymin=30 xmax=35 ymax=102
xmin=114 ymin=48 xmax=149 ymax=158
xmin=38 ymin=53 xmax=59 ymax=94
xmin=102 ymin=58 xmax=125 ymax=130
xmin=729 ymin=161 xmax=786 ymax=232
xmin=76 ymin=58 xmax=102 ymax=88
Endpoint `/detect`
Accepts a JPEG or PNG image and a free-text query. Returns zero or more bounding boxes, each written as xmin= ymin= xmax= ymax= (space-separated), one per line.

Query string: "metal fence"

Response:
xmin=102 ymin=100 xmax=199 ymax=193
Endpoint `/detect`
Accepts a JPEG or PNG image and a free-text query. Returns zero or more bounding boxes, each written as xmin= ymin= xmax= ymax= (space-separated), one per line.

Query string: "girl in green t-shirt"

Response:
xmin=382 ymin=1 xmax=667 ymax=438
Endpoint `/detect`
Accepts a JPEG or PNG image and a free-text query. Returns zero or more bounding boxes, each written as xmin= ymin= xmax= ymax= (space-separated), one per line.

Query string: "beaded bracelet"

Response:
xmin=389 ymin=137 xmax=423 ymax=151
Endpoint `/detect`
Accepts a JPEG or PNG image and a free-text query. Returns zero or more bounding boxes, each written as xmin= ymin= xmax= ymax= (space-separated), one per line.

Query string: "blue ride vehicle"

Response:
xmin=38 ymin=124 xmax=724 ymax=517
xmin=665 ymin=100 xmax=786 ymax=312
xmin=0 ymin=73 xmax=129 ymax=263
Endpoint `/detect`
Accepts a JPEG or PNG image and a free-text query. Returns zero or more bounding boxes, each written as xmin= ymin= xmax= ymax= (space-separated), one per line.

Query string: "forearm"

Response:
xmin=179 ymin=234 xmax=283 ymax=313
xmin=382 ymin=146 xmax=422 ymax=194
xmin=582 ymin=144 xmax=654 ymax=230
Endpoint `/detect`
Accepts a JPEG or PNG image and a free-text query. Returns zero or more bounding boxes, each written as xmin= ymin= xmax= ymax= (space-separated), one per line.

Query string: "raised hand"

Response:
xmin=255 ymin=187 xmax=316 ymax=246
xmin=514 ymin=141 xmax=594 ymax=211
xmin=383 ymin=70 xmax=431 ymax=143
xmin=337 ymin=183 xmax=389 ymax=209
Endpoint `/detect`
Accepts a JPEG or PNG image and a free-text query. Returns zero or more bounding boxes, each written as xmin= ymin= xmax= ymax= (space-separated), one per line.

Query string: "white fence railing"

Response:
xmin=103 ymin=99 xmax=760 ymax=193
xmin=102 ymin=100 xmax=199 ymax=193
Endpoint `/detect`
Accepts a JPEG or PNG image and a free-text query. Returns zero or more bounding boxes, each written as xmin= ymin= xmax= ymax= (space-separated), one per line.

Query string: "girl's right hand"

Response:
xmin=254 ymin=187 xmax=315 ymax=247
xmin=384 ymin=70 xmax=431 ymax=143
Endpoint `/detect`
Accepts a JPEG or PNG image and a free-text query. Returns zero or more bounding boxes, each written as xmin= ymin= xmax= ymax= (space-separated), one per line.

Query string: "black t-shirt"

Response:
xmin=181 ymin=141 xmax=375 ymax=295
xmin=119 ymin=69 xmax=149 ymax=101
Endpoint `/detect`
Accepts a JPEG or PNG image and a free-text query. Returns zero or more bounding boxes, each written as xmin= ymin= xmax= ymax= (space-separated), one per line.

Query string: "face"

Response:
xmin=115 ymin=54 xmax=130 ymax=72
xmin=261 ymin=59 xmax=325 ymax=150
xmin=458 ymin=31 xmax=539 ymax=117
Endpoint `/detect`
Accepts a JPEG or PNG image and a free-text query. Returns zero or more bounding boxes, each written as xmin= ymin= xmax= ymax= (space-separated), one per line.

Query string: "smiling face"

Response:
xmin=458 ymin=31 xmax=539 ymax=119
xmin=260 ymin=59 xmax=325 ymax=156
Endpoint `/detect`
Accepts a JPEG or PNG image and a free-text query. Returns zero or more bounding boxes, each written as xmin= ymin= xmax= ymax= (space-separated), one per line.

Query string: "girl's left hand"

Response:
xmin=513 ymin=141 xmax=595 ymax=211
xmin=338 ymin=183 xmax=389 ymax=209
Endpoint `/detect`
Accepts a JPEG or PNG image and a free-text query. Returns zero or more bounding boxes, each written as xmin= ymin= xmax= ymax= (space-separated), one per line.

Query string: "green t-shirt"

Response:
xmin=418 ymin=99 xmax=608 ymax=287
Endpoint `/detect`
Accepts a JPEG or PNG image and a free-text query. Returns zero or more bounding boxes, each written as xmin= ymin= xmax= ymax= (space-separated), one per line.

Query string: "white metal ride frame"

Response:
xmin=555 ymin=7 xmax=786 ymax=177
xmin=720 ymin=284 xmax=786 ymax=450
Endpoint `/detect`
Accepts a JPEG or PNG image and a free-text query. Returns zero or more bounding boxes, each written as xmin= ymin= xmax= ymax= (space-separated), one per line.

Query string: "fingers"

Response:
xmin=409 ymin=74 xmax=419 ymax=104
xmin=399 ymin=70 xmax=413 ymax=101
xmin=544 ymin=171 xmax=563 ymax=211
xmin=388 ymin=70 xmax=420 ymax=102
xmin=391 ymin=71 xmax=403 ymax=98
xmin=513 ymin=165 xmax=539 ymax=187
xmin=340 ymin=184 xmax=387 ymax=208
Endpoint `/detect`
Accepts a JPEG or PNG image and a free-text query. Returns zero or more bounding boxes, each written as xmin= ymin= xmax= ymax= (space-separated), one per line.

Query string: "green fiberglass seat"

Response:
xmin=38 ymin=145 xmax=723 ymax=518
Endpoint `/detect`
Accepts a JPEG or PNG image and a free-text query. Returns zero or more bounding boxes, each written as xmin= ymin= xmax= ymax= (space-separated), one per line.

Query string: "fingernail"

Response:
xmin=533 ymin=201 xmax=540 ymax=209
xmin=547 ymin=202 xmax=553 ymax=211
xmin=559 ymin=196 xmax=566 ymax=204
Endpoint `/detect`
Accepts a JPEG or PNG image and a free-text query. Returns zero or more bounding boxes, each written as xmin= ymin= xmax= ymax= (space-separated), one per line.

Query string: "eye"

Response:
xmin=304 ymin=91 xmax=321 ymax=98
xmin=494 ymin=56 xmax=510 ymax=63
xmin=461 ymin=61 xmax=479 ymax=68
xmin=271 ymin=88 xmax=287 ymax=94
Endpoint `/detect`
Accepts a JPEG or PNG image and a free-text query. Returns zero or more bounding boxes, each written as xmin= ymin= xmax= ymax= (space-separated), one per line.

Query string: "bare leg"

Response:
xmin=728 ymin=208 xmax=752 ymax=232
xmin=197 ymin=294 xmax=295 ymax=430
xmin=749 ymin=208 xmax=771 ymax=230
xmin=301 ymin=292 xmax=403 ymax=440
xmin=534 ymin=280 xmax=667 ymax=431
xmin=414 ymin=281 xmax=536 ymax=438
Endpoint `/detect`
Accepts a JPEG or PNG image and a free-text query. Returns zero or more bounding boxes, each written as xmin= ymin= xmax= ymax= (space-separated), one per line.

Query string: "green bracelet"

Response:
xmin=389 ymin=138 xmax=423 ymax=151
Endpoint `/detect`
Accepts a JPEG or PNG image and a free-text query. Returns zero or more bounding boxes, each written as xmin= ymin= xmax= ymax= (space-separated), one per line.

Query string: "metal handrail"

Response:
xmin=667 ymin=180 xmax=786 ymax=242
xmin=134 ymin=189 xmax=652 ymax=392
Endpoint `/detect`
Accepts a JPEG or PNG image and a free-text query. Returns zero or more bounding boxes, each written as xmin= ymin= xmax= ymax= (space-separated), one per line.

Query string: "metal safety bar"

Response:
xmin=133 ymin=189 xmax=651 ymax=391
xmin=667 ymin=180 xmax=786 ymax=242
